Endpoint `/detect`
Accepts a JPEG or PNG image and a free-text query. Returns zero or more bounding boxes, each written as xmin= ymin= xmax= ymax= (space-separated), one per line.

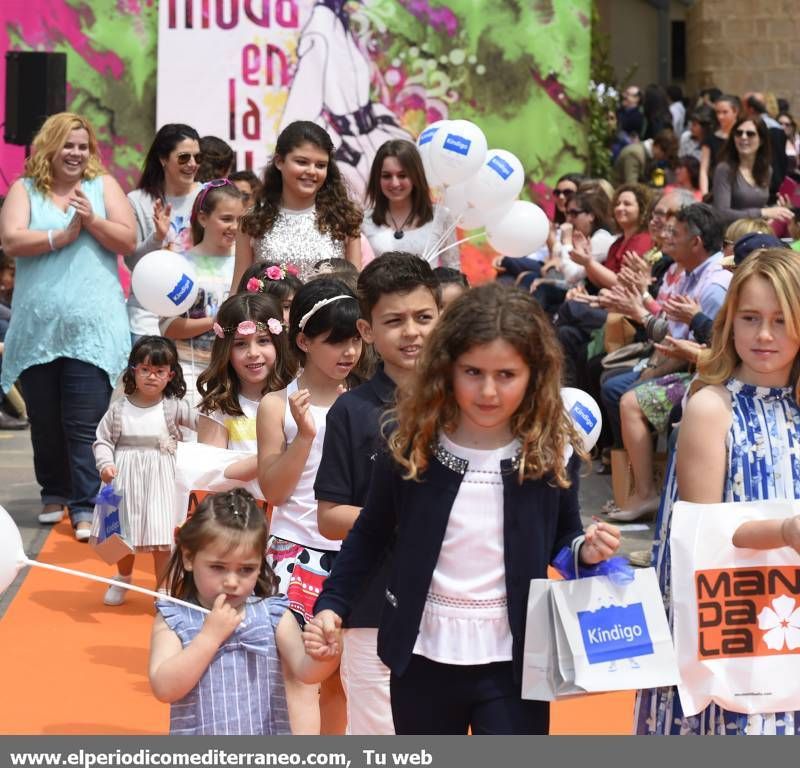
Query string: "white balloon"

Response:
xmin=0 ymin=505 xmax=27 ymax=595
xmin=417 ymin=120 xmax=449 ymax=189
xmin=561 ymin=387 xmax=602 ymax=453
xmin=428 ymin=120 xmax=488 ymax=187
xmin=131 ymin=250 xmax=199 ymax=318
xmin=465 ymin=149 xmax=525 ymax=210
xmin=458 ymin=199 xmax=514 ymax=231
xmin=443 ymin=182 xmax=469 ymax=216
xmin=485 ymin=200 xmax=550 ymax=258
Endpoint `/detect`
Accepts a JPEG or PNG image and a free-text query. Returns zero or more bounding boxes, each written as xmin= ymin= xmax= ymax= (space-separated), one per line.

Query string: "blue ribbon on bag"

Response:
xmin=92 ymin=484 xmax=124 ymax=541
xmin=93 ymin=484 xmax=122 ymax=509
xmin=552 ymin=545 xmax=635 ymax=585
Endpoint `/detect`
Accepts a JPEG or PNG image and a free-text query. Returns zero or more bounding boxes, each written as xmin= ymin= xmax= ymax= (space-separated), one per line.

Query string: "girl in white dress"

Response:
xmin=92 ymin=336 xmax=197 ymax=605
xmin=362 ymin=140 xmax=458 ymax=268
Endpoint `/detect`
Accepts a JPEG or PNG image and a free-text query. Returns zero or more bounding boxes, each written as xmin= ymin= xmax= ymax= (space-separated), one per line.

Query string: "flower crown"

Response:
xmin=213 ymin=318 xmax=283 ymax=339
xmin=246 ymin=263 xmax=300 ymax=293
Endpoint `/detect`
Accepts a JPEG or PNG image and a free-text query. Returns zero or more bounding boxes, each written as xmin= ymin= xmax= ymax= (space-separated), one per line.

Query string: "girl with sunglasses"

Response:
xmin=711 ymin=117 xmax=794 ymax=227
xmin=126 ymin=124 xmax=203 ymax=340
xmin=160 ymin=180 xmax=245 ymax=406
xmin=91 ymin=336 xmax=196 ymax=607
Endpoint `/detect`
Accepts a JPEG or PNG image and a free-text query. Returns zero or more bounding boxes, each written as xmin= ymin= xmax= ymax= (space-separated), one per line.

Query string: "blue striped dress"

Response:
xmin=157 ymin=596 xmax=292 ymax=735
xmin=635 ymin=378 xmax=800 ymax=735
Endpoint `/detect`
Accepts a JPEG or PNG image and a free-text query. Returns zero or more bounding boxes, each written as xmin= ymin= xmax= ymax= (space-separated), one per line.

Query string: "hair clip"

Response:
xmin=297 ymin=295 xmax=356 ymax=331
xmin=245 ymin=263 xmax=299 ymax=294
xmin=213 ymin=319 xmax=283 ymax=338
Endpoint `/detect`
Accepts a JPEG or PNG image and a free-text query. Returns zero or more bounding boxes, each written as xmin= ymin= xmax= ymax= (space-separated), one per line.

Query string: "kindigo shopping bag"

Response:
xmin=89 ymin=484 xmax=134 ymax=565
xmin=523 ymin=561 xmax=679 ymax=700
xmin=671 ymin=499 xmax=800 ymax=715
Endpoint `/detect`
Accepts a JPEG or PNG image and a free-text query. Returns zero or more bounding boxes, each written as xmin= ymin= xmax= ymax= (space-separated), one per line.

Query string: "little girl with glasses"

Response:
xmin=91 ymin=336 xmax=197 ymax=606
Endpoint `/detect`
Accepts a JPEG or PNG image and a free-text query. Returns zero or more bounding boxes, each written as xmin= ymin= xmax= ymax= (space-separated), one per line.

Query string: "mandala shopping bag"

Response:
xmin=671 ymin=499 xmax=800 ymax=715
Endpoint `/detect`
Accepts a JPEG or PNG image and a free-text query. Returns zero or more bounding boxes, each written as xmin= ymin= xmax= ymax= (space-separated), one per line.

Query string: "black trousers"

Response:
xmin=390 ymin=655 xmax=549 ymax=735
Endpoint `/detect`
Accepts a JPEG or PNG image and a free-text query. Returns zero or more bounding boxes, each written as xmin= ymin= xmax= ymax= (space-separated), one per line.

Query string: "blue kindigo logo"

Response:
xmin=167 ymin=273 xmax=194 ymax=306
xmin=488 ymin=155 xmax=514 ymax=180
xmin=443 ymin=134 xmax=471 ymax=156
xmin=578 ymin=603 xmax=653 ymax=663
xmin=418 ymin=127 xmax=438 ymax=146
xmin=102 ymin=509 xmax=122 ymax=540
xmin=569 ymin=401 xmax=597 ymax=435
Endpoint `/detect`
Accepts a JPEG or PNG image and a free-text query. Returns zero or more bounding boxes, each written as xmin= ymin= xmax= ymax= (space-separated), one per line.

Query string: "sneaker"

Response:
xmin=38 ymin=506 xmax=66 ymax=524
xmin=74 ymin=524 xmax=92 ymax=543
xmin=104 ymin=575 xmax=132 ymax=606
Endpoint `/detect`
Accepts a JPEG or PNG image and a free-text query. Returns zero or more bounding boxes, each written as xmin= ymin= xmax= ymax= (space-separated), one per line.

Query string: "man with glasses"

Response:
xmin=600 ymin=204 xmax=731 ymax=475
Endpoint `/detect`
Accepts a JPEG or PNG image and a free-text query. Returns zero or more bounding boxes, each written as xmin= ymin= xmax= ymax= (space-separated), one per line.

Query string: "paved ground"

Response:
xmin=0 ymin=426 xmax=657 ymax=619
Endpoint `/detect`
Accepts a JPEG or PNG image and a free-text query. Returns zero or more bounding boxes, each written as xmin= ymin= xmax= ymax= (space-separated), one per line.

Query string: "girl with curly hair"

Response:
xmin=309 ymin=282 xmax=621 ymax=735
xmin=233 ymin=121 xmax=362 ymax=288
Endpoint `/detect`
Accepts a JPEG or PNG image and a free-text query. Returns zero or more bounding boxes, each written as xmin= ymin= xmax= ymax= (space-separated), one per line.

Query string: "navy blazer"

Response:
xmin=315 ymin=443 xmax=584 ymax=684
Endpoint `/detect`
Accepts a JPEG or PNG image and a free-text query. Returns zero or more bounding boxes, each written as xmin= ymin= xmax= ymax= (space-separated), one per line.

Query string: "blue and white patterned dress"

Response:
xmin=635 ymin=378 xmax=800 ymax=735
xmin=156 ymin=595 xmax=292 ymax=735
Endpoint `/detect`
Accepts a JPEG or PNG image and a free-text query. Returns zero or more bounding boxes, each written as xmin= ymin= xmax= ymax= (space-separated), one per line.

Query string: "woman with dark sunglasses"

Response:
xmin=126 ymin=124 xmax=203 ymax=341
xmin=711 ymin=116 xmax=794 ymax=227
xmin=492 ymin=172 xmax=585 ymax=283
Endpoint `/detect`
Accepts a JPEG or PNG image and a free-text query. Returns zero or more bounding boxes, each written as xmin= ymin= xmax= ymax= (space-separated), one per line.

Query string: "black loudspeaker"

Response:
xmin=4 ymin=51 xmax=67 ymax=146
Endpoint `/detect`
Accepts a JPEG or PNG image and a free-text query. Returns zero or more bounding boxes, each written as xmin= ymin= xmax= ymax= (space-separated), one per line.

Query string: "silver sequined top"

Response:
xmin=251 ymin=206 xmax=345 ymax=281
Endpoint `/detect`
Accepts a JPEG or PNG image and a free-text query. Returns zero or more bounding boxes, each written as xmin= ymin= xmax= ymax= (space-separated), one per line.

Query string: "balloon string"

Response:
xmin=430 ymin=231 xmax=485 ymax=259
xmin=21 ymin=557 xmax=209 ymax=614
xmin=420 ymin=201 xmax=441 ymax=261
xmin=423 ymin=211 xmax=463 ymax=263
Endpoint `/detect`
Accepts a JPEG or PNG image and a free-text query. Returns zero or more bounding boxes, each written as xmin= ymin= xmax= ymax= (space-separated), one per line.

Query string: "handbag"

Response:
xmin=604 ymin=312 xmax=638 ymax=353
xmin=600 ymin=341 xmax=653 ymax=370
xmin=89 ymin=484 xmax=134 ymax=565
xmin=671 ymin=499 xmax=800 ymax=716
xmin=522 ymin=542 xmax=679 ymax=701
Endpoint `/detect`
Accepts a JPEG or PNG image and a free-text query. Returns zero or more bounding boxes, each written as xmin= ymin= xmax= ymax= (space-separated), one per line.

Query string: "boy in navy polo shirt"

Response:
xmin=314 ymin=252 xmax=441 ymax=734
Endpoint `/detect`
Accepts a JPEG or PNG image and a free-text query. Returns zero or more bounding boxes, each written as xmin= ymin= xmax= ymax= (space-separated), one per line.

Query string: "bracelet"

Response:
xmin=47 ymin=229 xmax=55 ymax=252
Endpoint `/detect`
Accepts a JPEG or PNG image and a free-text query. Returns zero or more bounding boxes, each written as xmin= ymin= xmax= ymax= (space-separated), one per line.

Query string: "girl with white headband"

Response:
xmin=256 ymin=277 xmax=362 ymax=735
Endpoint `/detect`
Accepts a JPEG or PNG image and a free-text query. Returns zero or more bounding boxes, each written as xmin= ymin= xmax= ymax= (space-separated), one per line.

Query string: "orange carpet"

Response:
xmin=0 ymin=520 xmax=633 ymax=735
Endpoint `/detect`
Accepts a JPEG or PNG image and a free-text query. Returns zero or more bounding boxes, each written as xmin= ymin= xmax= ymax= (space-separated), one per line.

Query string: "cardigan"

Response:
xmin=315 ymin=443 xmax=584 ymax=683
xmin=93 ymin=396 xmax=198 ymax=472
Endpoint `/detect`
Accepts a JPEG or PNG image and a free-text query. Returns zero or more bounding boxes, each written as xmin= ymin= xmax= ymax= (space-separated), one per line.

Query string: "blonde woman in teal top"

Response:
xmin=0 ymin=112 xmax=135 ymax=541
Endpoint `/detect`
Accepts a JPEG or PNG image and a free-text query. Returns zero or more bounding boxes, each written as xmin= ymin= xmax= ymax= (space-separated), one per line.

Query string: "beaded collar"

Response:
xmin=431 ymin=441 xmax=523 ymax=476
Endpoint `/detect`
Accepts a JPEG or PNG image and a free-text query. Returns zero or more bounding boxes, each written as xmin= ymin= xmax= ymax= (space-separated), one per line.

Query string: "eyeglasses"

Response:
xmin=176 ymin=152 xmax=203 ymax=165
xmin=131 ymin=364 xmax=172 ymax=380
xmin=650 ymin=208 xmax=676 ymax=220
xmin=565 ymin=208 xmax=587 ymax=217
xmin=734 ymin=129 xmax=758 ymax=139
xmin=197 ymin=178 xmax=234 ymax=209
xmin=554 ymin=188 xmax=574 ymax=198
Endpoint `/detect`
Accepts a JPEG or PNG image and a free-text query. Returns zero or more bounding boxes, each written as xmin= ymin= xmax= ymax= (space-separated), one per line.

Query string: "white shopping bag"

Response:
xmin=671 ymin=499 xmax=800 ymax=716
xmin=522 ymin=568 xmax=679 ymax=700
xmin=173 ymin=442 xmax=267 ymax=528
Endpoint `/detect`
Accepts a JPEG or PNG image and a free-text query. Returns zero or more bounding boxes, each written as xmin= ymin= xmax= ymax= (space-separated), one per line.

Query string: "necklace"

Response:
xmin=387 ymin=209 xmax=414 ymax=240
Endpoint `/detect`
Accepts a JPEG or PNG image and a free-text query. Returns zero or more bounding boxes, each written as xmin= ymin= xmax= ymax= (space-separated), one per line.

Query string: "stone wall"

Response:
xmin=686 ymin=0 xmax=800 ymax=114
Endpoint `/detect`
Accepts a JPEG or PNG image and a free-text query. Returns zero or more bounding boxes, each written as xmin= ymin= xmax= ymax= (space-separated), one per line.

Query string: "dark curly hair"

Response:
xmin=240 ymin=121 xmax=362 ymax=242
xmin=123 ymin=336 xmax=186 ymax=399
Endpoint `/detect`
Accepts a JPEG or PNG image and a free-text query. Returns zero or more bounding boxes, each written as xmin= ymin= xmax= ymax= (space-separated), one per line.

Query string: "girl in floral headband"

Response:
xmin=237 ymin=260 xmax=303 ymax=327
xmin=196 ymin=293 xmax=297 ymax=480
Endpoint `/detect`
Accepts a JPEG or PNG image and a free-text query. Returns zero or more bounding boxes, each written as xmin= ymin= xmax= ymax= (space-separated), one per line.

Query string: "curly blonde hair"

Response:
xmin=388 ymin=282 xmax=586 ymax=487
xmin=698 ymin=247 xmax=800 ymax=403
xmin=24 ymin=112 xmax=105 ymax=196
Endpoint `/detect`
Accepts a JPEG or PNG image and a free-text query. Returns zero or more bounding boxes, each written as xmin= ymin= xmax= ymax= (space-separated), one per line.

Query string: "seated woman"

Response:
xmin=493 ymin=172 xmax=585 ymax=284
xmin=711 ymin=116 xmax=794 ymax=227
xmin=361 ymin=139 xmax=457 ymax=267
xmin=525 ymin=188 xmax=615 ymax=315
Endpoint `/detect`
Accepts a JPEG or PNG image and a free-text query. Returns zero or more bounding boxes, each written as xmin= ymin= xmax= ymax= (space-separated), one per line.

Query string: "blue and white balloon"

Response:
xmin=131 ymin=249 xmax=199 ymax=318
xmin=561 ymin=387 xmax=602 ymax=452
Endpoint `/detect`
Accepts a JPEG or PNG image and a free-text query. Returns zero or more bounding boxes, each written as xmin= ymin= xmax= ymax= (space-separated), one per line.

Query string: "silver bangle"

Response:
xmin=47 ymin=229 xmax=55 ymax=251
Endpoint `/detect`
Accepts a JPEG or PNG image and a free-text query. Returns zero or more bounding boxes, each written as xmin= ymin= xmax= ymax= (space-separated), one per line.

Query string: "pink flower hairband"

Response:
xmin=213 ymin=318 xmax=283 ymax=338
xmin=246 ymin=263 xmax=299 ymax=293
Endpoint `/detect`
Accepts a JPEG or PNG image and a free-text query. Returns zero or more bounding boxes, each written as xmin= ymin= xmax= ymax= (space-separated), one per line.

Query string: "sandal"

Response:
xmin=600 ymin=500 xmax=621 ymax=516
